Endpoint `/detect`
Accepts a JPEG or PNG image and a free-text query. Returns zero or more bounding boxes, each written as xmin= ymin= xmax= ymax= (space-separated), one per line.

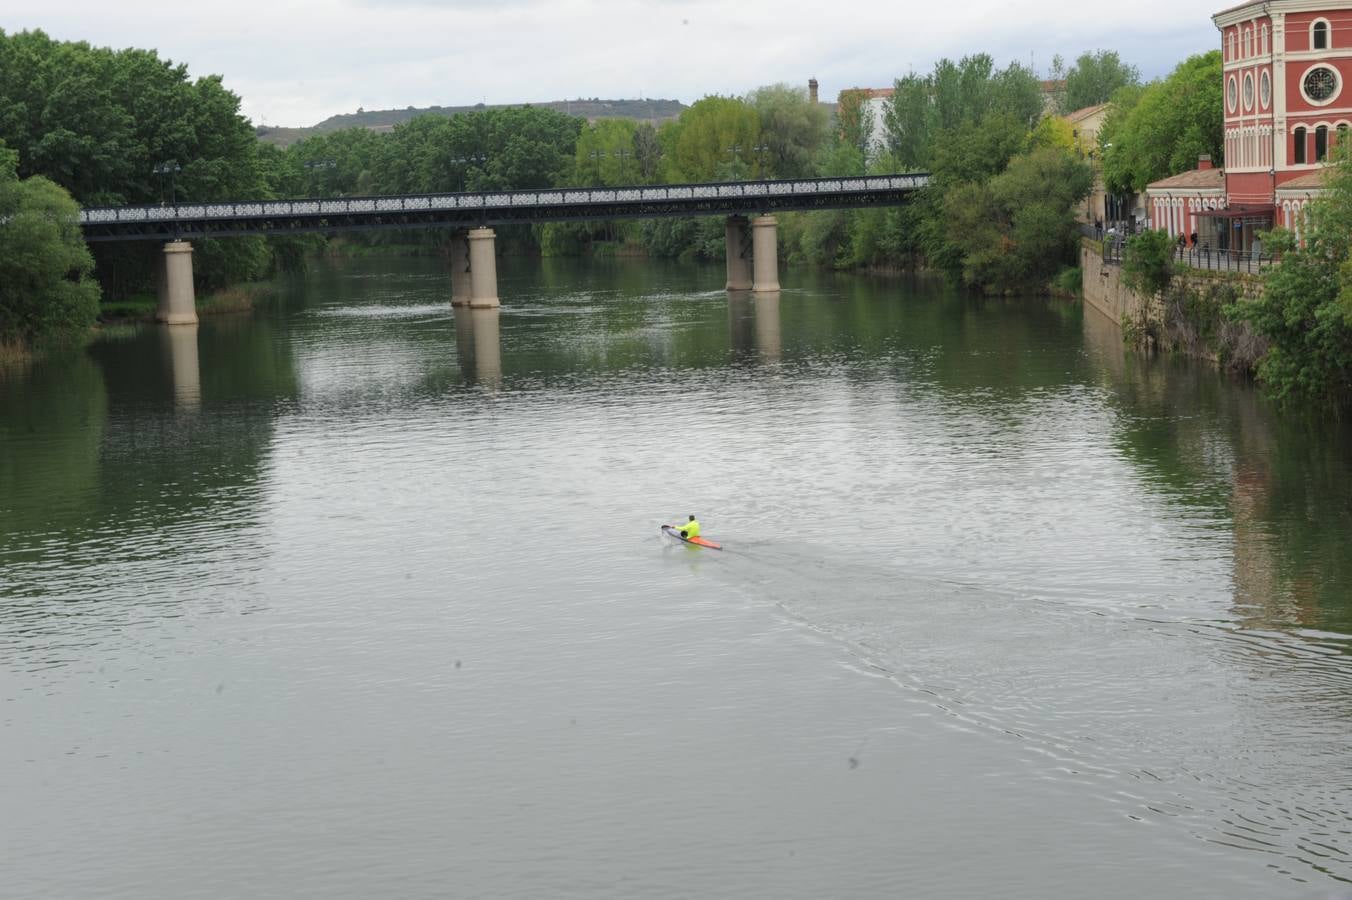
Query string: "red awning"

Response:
xmin=1194 ymin=204 xmax=1275 ymax=219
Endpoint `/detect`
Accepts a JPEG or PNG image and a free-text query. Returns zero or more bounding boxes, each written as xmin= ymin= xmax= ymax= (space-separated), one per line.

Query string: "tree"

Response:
xmin=0 ymin=29 xmax=281 ymax=298
xmin=1029 ymin=115 xmax=1078 ymax=154
xmin=573 ymin=118 xmax=642 ymax=186
xmin=1230 ymin=146 xmax=1352 ymax=404
xmin=0 ymin=143 xmax=100 ymax=347
xmin=942 ymin=147 xmax=1093 ymax=290
xmin=882 ymin=55 xmax=1043 ymax=170
xmin=660 ymin=96 xmax=761 ymax=182
xmin=747 ymin=83 xmax=827 ymax=178
xmin=929 ymin=112 xmax=1031 ymax=186
xmin=632 ymin=122 xmax=662 ymax=182
xmin=1062 ymin=51 xmax=1141 ymax=113
xmin=1099 ymin=52 xmax=1222 ymax=193
xmin=1121 ymin=228 xmax=1176 ymax=296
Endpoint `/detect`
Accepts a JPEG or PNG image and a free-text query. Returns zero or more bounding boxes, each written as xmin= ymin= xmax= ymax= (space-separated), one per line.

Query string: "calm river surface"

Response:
xmin=4 ymin=256 xmax=1352 ymax=898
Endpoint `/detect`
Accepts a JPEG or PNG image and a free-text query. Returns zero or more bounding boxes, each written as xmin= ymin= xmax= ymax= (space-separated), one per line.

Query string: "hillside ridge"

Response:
xmin=257 ymin=98 xmax=688 ymax=146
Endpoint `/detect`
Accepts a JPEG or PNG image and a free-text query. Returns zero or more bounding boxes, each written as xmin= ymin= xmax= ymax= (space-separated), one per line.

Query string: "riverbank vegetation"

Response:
xmin=0 ymin=142 xmax=99 ymax=353
xmin=1229 ymin=148 xmax=1352 ymax=405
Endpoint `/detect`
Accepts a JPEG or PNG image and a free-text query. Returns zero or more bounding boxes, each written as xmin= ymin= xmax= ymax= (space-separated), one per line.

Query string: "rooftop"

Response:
xmin=1147 ymin=168 xmax=1226 ymax=190
xmin=1277 ymin=169 xmax=1331 ymax=191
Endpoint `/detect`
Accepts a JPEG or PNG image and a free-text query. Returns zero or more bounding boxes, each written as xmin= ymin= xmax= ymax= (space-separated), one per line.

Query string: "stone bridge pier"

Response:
xmin=725 ymin=216 xmax=752 ymax=290
xmin=725 ymin=215 xmax=779 ymax=293
xmin=156 ymin=240 xmax=197 ymax=325
xmin=449 ymin=227 xmax=500 ymax=308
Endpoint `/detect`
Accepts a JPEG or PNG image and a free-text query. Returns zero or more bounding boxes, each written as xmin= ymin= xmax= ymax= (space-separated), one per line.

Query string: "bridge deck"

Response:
xmin=78 ymin=174 xmax=929 ymax=242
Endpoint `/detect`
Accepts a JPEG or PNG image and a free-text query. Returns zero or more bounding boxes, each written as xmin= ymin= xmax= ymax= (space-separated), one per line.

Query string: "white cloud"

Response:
xmin=8 ymin=0 xmax=1220 ymax=126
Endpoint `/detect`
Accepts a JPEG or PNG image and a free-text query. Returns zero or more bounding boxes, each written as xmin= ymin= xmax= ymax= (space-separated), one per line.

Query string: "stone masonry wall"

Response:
xmin=1080 ymin=241 xmax=1159 ymax=327
xmin=1080 ymin=239 xmax=1266 ymax=368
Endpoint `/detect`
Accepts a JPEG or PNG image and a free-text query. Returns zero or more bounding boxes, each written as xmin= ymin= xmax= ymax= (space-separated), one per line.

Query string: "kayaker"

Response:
xmin=679 ymin=515 xmax=700 ymax=539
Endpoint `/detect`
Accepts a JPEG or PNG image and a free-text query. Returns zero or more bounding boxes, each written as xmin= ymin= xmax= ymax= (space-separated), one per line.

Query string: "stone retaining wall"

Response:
xmin=1079 ymin=239 xmax=1266 ymax=368
xmin=1080 ymin=241 xmax=1158 ymax=327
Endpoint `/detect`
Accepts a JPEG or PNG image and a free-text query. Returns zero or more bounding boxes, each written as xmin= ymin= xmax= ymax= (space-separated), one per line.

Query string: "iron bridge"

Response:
xmin=78 ymin=174 xmax=930 ymax=242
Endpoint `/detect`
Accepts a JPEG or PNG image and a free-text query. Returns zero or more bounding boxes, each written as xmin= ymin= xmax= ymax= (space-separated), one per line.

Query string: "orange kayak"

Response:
xmin=661 ymin=524 xmax=722 ymax=550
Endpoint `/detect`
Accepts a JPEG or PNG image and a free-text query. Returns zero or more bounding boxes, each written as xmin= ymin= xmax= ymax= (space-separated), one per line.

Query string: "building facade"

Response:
xmin=1145 ymin=0 xmax=1352 ymax=250
xmin=1063 ymin=103 xmax=1111 ymax=223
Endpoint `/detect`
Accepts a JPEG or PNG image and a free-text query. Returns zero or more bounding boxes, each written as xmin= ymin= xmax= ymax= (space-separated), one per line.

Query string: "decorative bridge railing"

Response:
xmin=78 ymin=174 xmax=930 ymax=242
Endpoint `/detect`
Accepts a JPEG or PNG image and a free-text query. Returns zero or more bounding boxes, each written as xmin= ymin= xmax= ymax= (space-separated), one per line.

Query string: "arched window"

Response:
xmin=1316 ymin=125 xmax=1329 ymax=161
xmin=1262 ymin=24 xmax=1269 ymax=54
xmin=1229 ymin=32 xmax=1236 ymax=61
xmin=1295 ymin=126 xmax=1307 ymax=164
xmin=1313 ymin=20 xmax=1329 ymax=50
xmin=1247 ymin=28 xmax=1254 ymax=57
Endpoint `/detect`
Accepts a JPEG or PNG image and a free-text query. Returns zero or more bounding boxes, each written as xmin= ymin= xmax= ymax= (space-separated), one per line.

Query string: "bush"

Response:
xmin=1121 ymin=228 xmax=1175 ymax=297
xmin=0 ymin=147 xmax=100 ymax=347
xmin=1051 ymin=266 xmax=1082 ymax=296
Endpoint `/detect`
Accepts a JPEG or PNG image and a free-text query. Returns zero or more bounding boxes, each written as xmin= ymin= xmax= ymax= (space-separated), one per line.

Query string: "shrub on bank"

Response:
xmin=0 ymin=145 xmax=100 ymax=351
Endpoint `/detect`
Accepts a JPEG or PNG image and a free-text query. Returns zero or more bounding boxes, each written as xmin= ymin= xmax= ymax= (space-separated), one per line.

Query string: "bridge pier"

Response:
xmin=449 ymin=229 xmax=471 ymax=307
xmin=751 ymin=216 xmax=780 ymax=293
xmin=156 ymin=241 xmax=197 ymax=325
xmin=725 ymin=216 xmax=752 ymax=290
xmin=467 ymin=227 xmax=499 ymax=308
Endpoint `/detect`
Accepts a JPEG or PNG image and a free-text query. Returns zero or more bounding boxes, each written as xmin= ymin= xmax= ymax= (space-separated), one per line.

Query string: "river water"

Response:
xmin=4 ymin=256 xmax=1352 ymax=898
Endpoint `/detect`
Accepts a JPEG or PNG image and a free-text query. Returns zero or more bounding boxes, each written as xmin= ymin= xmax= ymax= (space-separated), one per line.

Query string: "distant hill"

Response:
xmin=256 ymin=98 xmax=688 ymax=147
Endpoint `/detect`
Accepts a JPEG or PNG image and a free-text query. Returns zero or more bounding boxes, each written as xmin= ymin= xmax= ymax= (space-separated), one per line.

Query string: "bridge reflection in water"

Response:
xmin=453 ymin=307 xmax=502 ymax=388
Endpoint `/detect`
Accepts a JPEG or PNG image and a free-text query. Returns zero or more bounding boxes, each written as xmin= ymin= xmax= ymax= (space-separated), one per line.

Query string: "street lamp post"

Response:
xmin=452 ymin=153 xmax=487 ymax=192
xmin=153 ymin=160 xmax=182 ymax=206
xmin=153 ymin=160 xmax=183 ymax=240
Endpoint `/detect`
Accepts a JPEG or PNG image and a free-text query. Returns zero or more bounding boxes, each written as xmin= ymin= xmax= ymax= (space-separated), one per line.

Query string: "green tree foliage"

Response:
xmin=573 ymin=118 xmax=643 ymax=186
xmin=1231 ymin=148 xmax=1352 ymax=404
xmin=660 ymin=96 xmax=761 ymax=182
xmin=1099 ymin=52 xmax=1222 ymax=193
xmin=942 ymin=147 xmax=1093 ymax=291
xmin=1029 ymin=115 xmax=1078 ymax=154
xmin=883 ymin=55 xmax=1043 ymax=169
xmin=929 ymin=113 xmax=1031 ymax=185
xmin=0 ymin=29 xmax=279 ymax=298
xmin=835 ymin=89 xmax=876 ymax=158
xmin=1121 ymin=228 xmax=1176 ymax=297
xmin=0 ymin=144 xmax=100 ymax=346
xmin=375 ymin=106 xmax=581 ymax=195
xmin=1062 ymin=51 xmax=1141 ymax=113
xmin=632 ymin=122 xmax=662 ymax=182
xmin=284 ymin=127 xmax=385 ymax=197
xmin=0 ymin=31 xmax=269 ymax=204
xmin=747 ymin=84 xmax=828 ymax=178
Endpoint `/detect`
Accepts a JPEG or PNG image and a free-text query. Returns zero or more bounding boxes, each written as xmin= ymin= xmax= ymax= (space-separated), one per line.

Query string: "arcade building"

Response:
xmin=1145 ymin=0 xmax=1352 ymax=252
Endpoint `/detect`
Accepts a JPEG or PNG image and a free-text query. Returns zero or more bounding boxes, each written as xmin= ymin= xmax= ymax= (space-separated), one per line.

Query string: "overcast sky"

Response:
xmin=10 ymin=0 xmax=1220 ymax=127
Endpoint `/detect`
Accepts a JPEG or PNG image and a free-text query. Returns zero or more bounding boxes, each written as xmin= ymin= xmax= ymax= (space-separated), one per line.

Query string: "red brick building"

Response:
xmin=1145 ymin=0 xmax=1352 ymax=251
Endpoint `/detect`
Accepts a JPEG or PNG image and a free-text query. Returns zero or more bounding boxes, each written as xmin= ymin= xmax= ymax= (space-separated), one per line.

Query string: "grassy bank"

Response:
xmin=97 ymin=282 xmax=276 ymax=323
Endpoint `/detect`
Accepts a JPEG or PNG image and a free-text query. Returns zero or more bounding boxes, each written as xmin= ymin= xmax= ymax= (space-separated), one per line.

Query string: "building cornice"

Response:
xmin=1217 ymin=0 xmax=1352 ymax=28
xmin=1144 ymin=187 xmax=1227 ymax=195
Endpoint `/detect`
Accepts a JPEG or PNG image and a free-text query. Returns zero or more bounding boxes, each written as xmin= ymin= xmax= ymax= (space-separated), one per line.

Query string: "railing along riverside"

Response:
xmin=1090 ymin=232 xmax=1274 ymax=275
xmin=1171 ymin=245 xmax=1274 ymax=274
